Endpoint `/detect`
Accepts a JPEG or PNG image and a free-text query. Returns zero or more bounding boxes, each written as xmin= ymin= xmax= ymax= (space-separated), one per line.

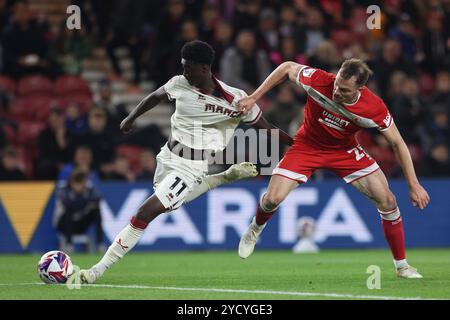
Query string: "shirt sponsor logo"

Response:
xmin=383 ymin=113 xmax=392 ymax=128
xmin=204 ymin=104 xmax=243 ymax=118
xmin=318 ymin=110 xmax=350 ymax=131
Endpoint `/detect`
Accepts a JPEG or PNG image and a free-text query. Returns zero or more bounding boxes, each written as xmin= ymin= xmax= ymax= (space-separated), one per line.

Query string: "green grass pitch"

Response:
xmin=0 ymin=249 xmax=449 ymax=300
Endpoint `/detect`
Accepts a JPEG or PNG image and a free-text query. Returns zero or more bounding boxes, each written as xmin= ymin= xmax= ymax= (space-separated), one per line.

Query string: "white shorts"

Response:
xmin=153 ymin=143 xmax=208 ymax=211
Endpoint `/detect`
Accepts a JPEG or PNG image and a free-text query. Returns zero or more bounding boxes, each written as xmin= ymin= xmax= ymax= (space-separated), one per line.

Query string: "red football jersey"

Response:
xmin=294 ymin=66 xmax=393 ymax=149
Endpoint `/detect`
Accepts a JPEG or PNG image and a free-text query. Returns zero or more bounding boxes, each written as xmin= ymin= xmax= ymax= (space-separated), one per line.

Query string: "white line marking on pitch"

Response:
xmin=0 ymin=282 xmax=439 ymax=300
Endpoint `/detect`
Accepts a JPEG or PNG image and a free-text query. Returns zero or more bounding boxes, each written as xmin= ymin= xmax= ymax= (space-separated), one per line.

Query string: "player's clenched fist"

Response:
xmin=120 ymin=117 xmax=135 ymax=134
xmin=237 ymin=96 xmax=257 ymax=114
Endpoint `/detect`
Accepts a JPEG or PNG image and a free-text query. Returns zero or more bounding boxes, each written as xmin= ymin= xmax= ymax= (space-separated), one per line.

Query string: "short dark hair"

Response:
xmin=339 ymin=58 xmax=373 ymax=87
xmin=181 ymin=40 xmax=215 ymax=66
xmin=69 ymin=168 xmax=88 ymax=184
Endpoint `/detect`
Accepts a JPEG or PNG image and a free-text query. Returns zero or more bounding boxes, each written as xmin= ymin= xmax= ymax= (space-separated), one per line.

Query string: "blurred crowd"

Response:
xmin=0 ymin=0 xmax=449 ymax=182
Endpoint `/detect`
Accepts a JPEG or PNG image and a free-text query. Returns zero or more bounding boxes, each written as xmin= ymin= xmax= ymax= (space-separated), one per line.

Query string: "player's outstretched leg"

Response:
xmin=183 ymin=162 xmax=258 ymax=203
xmin=239 ymin=175 xmax=299 ymax=258
xmin=80 ymin=195 xmax=165 ymax=284
xmin=351 ymin=170 xmax=422 ymax=279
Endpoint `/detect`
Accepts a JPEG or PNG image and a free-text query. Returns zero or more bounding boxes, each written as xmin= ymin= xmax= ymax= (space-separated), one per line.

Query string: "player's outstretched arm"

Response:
xmin=381 ymin=123 xmax=430 ymax=209
xmin=252 ymin=116 xmax=294 ymax=146
xmin=120 ymin=86 xmax=168 ymax=133
xmin=238 ymin=62 xmax=304 ymax=114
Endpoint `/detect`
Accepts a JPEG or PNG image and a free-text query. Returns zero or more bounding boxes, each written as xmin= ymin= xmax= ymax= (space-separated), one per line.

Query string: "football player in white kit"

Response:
xmin=80 ymin=40 xmax=293 ymax=283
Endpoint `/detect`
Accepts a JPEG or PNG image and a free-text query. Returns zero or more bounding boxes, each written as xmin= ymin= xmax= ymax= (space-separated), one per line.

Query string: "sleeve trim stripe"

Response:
xmin=379 ymin=118 xmax=394 ymax=131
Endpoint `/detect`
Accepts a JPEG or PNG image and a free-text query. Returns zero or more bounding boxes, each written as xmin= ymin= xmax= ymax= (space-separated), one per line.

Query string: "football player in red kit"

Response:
xmin=237 ymin=59 xmax=430 ymax=278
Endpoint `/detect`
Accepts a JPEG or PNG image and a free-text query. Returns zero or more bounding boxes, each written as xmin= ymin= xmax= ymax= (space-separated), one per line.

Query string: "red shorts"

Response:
xmin=273 ymin=141 xmax=380 ymax=184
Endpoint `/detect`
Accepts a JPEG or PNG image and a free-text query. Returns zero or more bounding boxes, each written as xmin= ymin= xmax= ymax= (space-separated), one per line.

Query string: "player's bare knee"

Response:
xmin=263 ymin=193 xmax=283 ymax=210
xmin=378 ymin=192 xmax=397 ymax=212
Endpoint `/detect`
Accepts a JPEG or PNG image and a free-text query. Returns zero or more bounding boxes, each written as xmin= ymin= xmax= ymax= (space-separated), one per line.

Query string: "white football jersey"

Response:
xmin=163 ymin=75 xmax=262 ymax=151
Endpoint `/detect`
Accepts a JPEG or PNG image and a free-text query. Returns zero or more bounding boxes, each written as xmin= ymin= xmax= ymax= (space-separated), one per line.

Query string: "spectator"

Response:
xmin=258 ymin=8 xmax=279 ymax=52
xmin=220 ymin=30 xmax=272 ymax=93
xmin=136 ymin=149 xmax=156 ymax=182
xmin=424 ymin=107 xmax=449 ymax=151
xmin=210 ymin=21 xmax=234 ymax=74
xmin=65 ymin=102 xmax=88 ymax=136
xmin=55 ymin=22 xmax=92 ymax=75
xmin=198 ymin=3 xmax=220 ymax=44
xmin=58 ymin=145 xmax=100 ymax=186
xmin=102 ymin=154 xmax=135 ymax=182
xmin=75 ymin=107 xmax=115 ymax=178
xmin=304 ymin=6 xmax=328 ymax=55
xmin=0 ymin=146 xmax=26 ymax=180
xmin=95 ymin=79 xmax=128 ymax=137
xmin=1 ymin=1 xmax=57 ymax=78
xmin=153 ymin=0 xmax=187 ymax=86
xmin=369 ymin=38 xmax=414 ymax=98
xmin=431 ymin=71 xmax=450 ymax=108
xmin=307 ymin=40 xmax=341 ymax=71
xmin=36 ymin=107 xmax=73 ymax=179
xmin=270 ymin=37 xmax=307 ymax=67
xmin=420 ymin=143 xmax=450 ymax=177
xmin=388 ymin=13 xmax=418 ymax=61
xmin=104 ymin=0 xmax=150 ymax=84
xmin=232 ymin=0 xmax=261 ymax=33
xmin=421 ymin=10 xmax=450 ymax=74
xmin=53 ymin=169 xmax=103 ymax=253
xmin=391 ymin=78 xmax=427 ymax=145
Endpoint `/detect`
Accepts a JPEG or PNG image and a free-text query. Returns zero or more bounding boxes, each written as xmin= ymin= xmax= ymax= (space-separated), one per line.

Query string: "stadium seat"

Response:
xmin=28 ymin=96 xmax=58 ymax=122
xmin=17 ymin=75 xmax=53 ymax=97
xmin=9 ymin=99 xmax=33 ymax=121
xmin=116 ymin=145 xmax=143 ymax=174
xmin=0 ymin=75 xmax=16 ymax=95
xmin=54 ymin=75 xmax=91 ymax=96
xmin=15 ymin=121 xmax=45 ymax=146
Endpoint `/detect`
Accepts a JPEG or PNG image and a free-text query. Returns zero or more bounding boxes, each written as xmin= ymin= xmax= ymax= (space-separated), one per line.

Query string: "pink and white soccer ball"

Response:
xmin=37 ymin=251 xmax=73 ymax=284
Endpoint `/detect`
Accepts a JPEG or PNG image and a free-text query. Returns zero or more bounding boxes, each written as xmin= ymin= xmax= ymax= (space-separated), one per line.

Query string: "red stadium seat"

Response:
xmin=17 ymin=75 xmax=53 ymax=97
xmin=116 ymin=145 xmax=143 ymax=174
xmin=58 ymin=94 xmax=93 ymax=115
xmin=0 ymin=75 xmax=16 ymax=95
xmin=9 ymin=98 xmax=33 ymax=121
xmin=28 ymin=96 xmax=58 ymax=122
xmin=15 ymin=121 xmax=45 ymax=146
xmin=54 ymin=75 xmax=91 ymax=96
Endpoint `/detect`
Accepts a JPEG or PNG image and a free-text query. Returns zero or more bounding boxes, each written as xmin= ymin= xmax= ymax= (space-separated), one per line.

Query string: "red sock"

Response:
xmin=255 ymin=206 xmax=275 ymax=225
xmin=131 ymin=216 xmax=149 ymax=230
xmin=381 ymin=217 xmax=406 ymax=260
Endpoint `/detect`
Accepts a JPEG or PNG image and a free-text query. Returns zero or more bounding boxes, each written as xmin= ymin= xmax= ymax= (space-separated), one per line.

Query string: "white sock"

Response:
xmin=93 ymin=223 xmax=145 ymax=275
xmin=394 ymin=259 xmax=408 ymax=269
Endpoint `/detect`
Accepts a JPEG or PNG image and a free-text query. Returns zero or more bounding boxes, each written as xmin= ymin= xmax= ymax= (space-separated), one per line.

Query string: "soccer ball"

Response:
xmin=37 ymin=251 xmax=73 ymax=284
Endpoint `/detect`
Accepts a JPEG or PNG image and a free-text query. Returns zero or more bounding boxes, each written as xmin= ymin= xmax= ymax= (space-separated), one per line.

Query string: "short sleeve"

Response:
xmin=242 ymin=103 xmax=262 ymax=124
xmin=297 ymin=66 xmax=335 ymax=88
xmin=163 ymin=76 xmax=183 ymax=101
xmin=375 ymin=101 xmax=394 ymax=131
